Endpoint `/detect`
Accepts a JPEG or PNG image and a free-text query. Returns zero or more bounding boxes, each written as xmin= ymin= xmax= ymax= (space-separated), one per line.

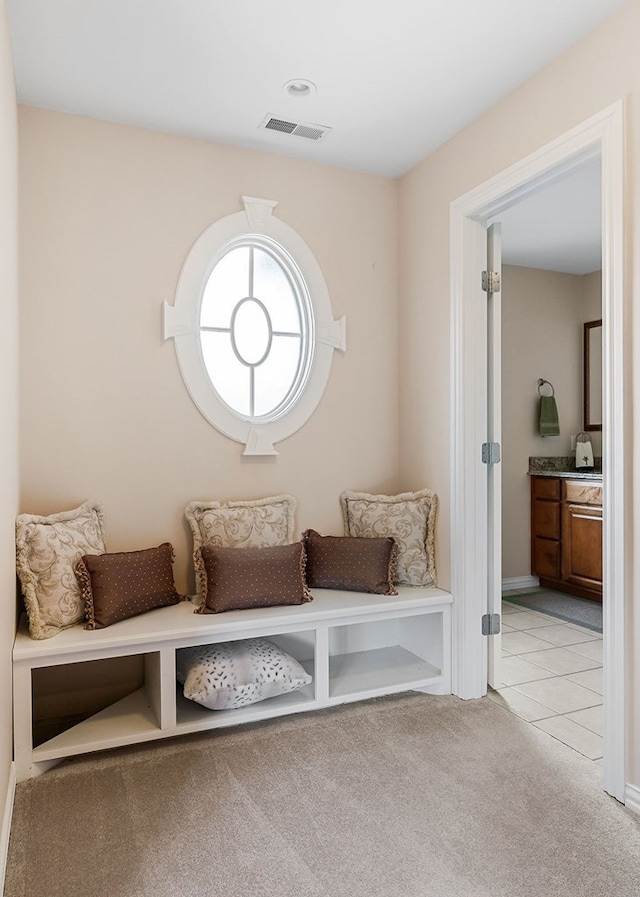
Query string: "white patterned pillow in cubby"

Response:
xmin=176 ymin=637 xmax=312 ymax=711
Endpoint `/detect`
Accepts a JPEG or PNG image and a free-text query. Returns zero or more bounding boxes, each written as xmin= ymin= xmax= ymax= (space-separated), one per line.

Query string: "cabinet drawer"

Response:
xmin=532 ymin=500 xmax=560 ymax=540
xmin=564 ymin=480 xmax=602 ymax=506
xmin=531 ymin=476 xmax=561 ymax=500
xmin=533 ymin=538 xmax=561 ymax=580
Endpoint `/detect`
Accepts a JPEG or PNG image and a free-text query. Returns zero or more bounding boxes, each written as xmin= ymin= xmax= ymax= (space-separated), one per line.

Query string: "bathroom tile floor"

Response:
xmin=488 ymin=599 xmax=603 ymax=762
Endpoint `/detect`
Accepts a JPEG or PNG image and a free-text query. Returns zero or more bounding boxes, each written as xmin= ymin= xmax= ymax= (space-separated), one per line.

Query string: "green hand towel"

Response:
xmin=539 ymin=395 xmax=559 ymax=436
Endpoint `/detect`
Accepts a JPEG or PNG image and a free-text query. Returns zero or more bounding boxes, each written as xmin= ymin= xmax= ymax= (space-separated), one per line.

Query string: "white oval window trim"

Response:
xmin=163 ymin=196 xmax=346 ymax=455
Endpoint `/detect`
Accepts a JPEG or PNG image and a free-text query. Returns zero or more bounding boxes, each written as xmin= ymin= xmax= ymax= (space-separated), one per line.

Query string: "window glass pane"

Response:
xmin=198 ymin=238 xmax=312 ymax=423
xmin=200 ymin=331 xmax=250 ymax=416
xmin=232 ymin=299 xmax=271 ymax=366
xmin=253 ymin=335 xmax=302 ymax=417
xmin=253 ymin=248 xmax=301 ymax=333
xmin=201 ymin=246 xmax=250 ymax=328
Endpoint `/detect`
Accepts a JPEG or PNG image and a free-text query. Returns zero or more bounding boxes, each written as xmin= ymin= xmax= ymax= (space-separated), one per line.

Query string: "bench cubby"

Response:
xmin=327 ymin=612 xmax=445 ymax=700
xmin=13 ymin=586 xmax=452 ymax=781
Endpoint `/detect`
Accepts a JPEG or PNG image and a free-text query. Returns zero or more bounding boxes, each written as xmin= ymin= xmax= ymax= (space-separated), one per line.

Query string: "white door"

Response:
xmin=486 ymin=223 xmax=502 ymax=689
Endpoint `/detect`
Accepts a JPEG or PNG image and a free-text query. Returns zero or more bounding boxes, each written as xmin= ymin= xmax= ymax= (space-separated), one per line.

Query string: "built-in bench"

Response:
xmin=13 ymin=586 xmax=453 ymax=781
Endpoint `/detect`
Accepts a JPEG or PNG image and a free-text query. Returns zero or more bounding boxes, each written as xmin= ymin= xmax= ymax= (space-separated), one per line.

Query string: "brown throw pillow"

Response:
xmin=75 ymin=543 xmax=184 ymax=629
xmin=302 ymin=529 xmax=398 ymax=595
xmin=195 ymin=542 xmax=312 ymax=614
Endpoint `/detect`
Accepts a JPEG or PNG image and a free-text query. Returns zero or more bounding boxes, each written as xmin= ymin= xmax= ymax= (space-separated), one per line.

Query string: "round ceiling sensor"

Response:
xmin=284 ymin=79 xmax=317 ymax=98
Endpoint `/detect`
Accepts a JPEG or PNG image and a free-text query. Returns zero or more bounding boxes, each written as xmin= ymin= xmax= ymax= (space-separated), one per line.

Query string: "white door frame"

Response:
xmin=449 ymin=100 xmax=626 ymax=802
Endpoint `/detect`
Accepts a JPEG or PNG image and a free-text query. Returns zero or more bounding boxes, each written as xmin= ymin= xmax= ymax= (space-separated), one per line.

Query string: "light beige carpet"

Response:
xmin=5 ymin=693 xmax=640 ymax=897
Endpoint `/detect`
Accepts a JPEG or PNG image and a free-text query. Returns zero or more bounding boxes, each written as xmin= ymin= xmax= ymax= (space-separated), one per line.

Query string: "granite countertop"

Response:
xmin=528 ymin=469 xmax=603 ymax=481
xmin=528 ymin=456 xmax=603 ymax=481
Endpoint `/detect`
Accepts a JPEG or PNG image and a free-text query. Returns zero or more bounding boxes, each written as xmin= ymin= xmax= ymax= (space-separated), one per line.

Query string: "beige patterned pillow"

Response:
xmin=16 ymin=501 xmax=106 ymax=639
xmin=185 ymin=494 xmax=296 ymax=594
xmin=340 ymin=489 xmax=438 ymax=587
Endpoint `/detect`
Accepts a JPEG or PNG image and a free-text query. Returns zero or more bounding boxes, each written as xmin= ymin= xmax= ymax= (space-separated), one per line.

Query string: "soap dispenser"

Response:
xmin=575 ymin=432 xmax=594 ymax=471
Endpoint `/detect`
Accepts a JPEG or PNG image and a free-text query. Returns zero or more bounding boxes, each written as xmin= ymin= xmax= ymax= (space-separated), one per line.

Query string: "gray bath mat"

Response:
xmin=503 ymin=588 xmax=602 ymax=633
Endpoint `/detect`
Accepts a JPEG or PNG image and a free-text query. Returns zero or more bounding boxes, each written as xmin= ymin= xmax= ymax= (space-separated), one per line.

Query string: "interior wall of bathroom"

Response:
xmin=583 ymin=270 xmax=603 ymax=321
xmin=581 ymin=270 xmax=603 ymax=460
xmin=501 ymin=265 xmax=601 ymax=581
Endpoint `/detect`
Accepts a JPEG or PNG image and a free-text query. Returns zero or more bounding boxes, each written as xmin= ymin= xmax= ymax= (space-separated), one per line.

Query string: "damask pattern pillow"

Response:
xmin=75 ymin=543 xmax=185 ymax=629
xmin=185 ymin=494 xmax=296 ymax=594
xmin=340 ymin=488 xmax=438 ymax=587
xmin=302 ymin=529 xmax=398 ymax=595
xmin=16 ymin=501 xmax=107 ymax=640
xmin=176 ymin=638 xmax=312 ymax=711
xmin=195 ymin=542 xmax=312 ymax=614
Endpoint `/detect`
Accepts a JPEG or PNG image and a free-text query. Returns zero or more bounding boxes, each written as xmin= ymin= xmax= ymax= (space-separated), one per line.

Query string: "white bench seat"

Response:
xmin=13 ymin=585 xmax=452 ymax=781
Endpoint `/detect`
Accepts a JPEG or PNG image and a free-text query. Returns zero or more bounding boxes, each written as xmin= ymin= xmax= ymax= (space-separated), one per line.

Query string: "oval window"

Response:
xmin=164 ymin=196 xmax=345 ymax=455
xmin=199 ymin=238 xmax=313 ymax=422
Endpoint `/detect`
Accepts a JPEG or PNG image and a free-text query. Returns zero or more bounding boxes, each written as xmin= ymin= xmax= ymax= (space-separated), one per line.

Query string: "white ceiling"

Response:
xmin=497 ymin=158 xmax=602 ymax=275
xmin=7 ymin=0 xmax=617 ymax=272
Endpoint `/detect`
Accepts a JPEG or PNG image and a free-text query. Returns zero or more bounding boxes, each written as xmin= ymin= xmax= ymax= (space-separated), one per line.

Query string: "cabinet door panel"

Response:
xmin=562 ymin=504 xmax=603 ymax=590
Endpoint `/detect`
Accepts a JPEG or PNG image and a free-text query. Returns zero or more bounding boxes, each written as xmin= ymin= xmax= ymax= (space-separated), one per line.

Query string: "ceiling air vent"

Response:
xmin=261 ymin=115 xmax=331 ymax=142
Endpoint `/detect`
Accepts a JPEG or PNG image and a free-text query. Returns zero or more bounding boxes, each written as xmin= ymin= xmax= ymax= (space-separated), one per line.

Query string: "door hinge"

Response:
xmin=482 ymin=270 xmax=501 ymax=293
xmin=482 ymin=613 xmax=501 ymax=636
xmin=481 ymin=442 xmax=501 ymax=464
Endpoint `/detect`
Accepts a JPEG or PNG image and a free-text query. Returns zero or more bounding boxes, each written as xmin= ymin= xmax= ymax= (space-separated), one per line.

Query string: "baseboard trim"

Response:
xmin=624 ymin=783 xmax=640 ymax=815
xmin=502 ymin=576 xmax=539 ymax=592
xmin=0 ymin=762 xmax=16 ymax=894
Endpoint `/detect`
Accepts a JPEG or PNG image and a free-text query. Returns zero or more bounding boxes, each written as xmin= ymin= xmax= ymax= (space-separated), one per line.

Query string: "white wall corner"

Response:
xmin=241 ymin=196 xmax=279 ymax=230
xmin=624 ymin=784 xmax=640 ymax=815
xmin=0 ymin=762 xmax=16 ymax=895
xmin=317 ymin=316 xmax=347 ymax=351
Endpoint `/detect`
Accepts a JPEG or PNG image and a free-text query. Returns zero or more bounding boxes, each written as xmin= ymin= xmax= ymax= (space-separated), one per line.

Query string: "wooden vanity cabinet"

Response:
xmin=530 ymin=476 xmax=562 ymax=581
xmin=530 ymin=475 xmax=602 ymax=602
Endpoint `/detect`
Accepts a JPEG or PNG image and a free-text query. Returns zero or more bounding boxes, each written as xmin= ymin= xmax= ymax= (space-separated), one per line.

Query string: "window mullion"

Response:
xmin=183 ymin=230 xmax=321 ymax=430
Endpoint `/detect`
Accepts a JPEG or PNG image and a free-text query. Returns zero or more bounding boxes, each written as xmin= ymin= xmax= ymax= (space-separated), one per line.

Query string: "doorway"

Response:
xmin=493 ymin=160 xmax=603 ymax=721
xmin=449 ymin=101 xmax=626 ymax=802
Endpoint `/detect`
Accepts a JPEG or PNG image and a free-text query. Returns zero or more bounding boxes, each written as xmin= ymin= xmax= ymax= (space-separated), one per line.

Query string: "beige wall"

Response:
xmin=0 ymin=0 xmax=18 ymax=817
xmin=583 ymin=269 xmax=603 ymax=321
xmin=501 ymin=265 xmax=597 ymax=580
xmin=18 ymin=107 xmax=399 ymax=595
xmin=581 ymin=270 xmax=603 ymax=460
xmin=398 ymin=1 xmax=639 ymax=782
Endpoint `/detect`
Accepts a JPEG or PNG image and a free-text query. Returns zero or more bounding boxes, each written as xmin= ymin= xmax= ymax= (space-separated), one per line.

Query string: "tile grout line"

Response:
xmin=495 ymin=599 xmax=603 ymax=762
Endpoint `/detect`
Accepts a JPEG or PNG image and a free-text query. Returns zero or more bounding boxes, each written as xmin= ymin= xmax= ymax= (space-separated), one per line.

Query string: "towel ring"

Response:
xmin=537 ymin=378 xmax=555 ymax=397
